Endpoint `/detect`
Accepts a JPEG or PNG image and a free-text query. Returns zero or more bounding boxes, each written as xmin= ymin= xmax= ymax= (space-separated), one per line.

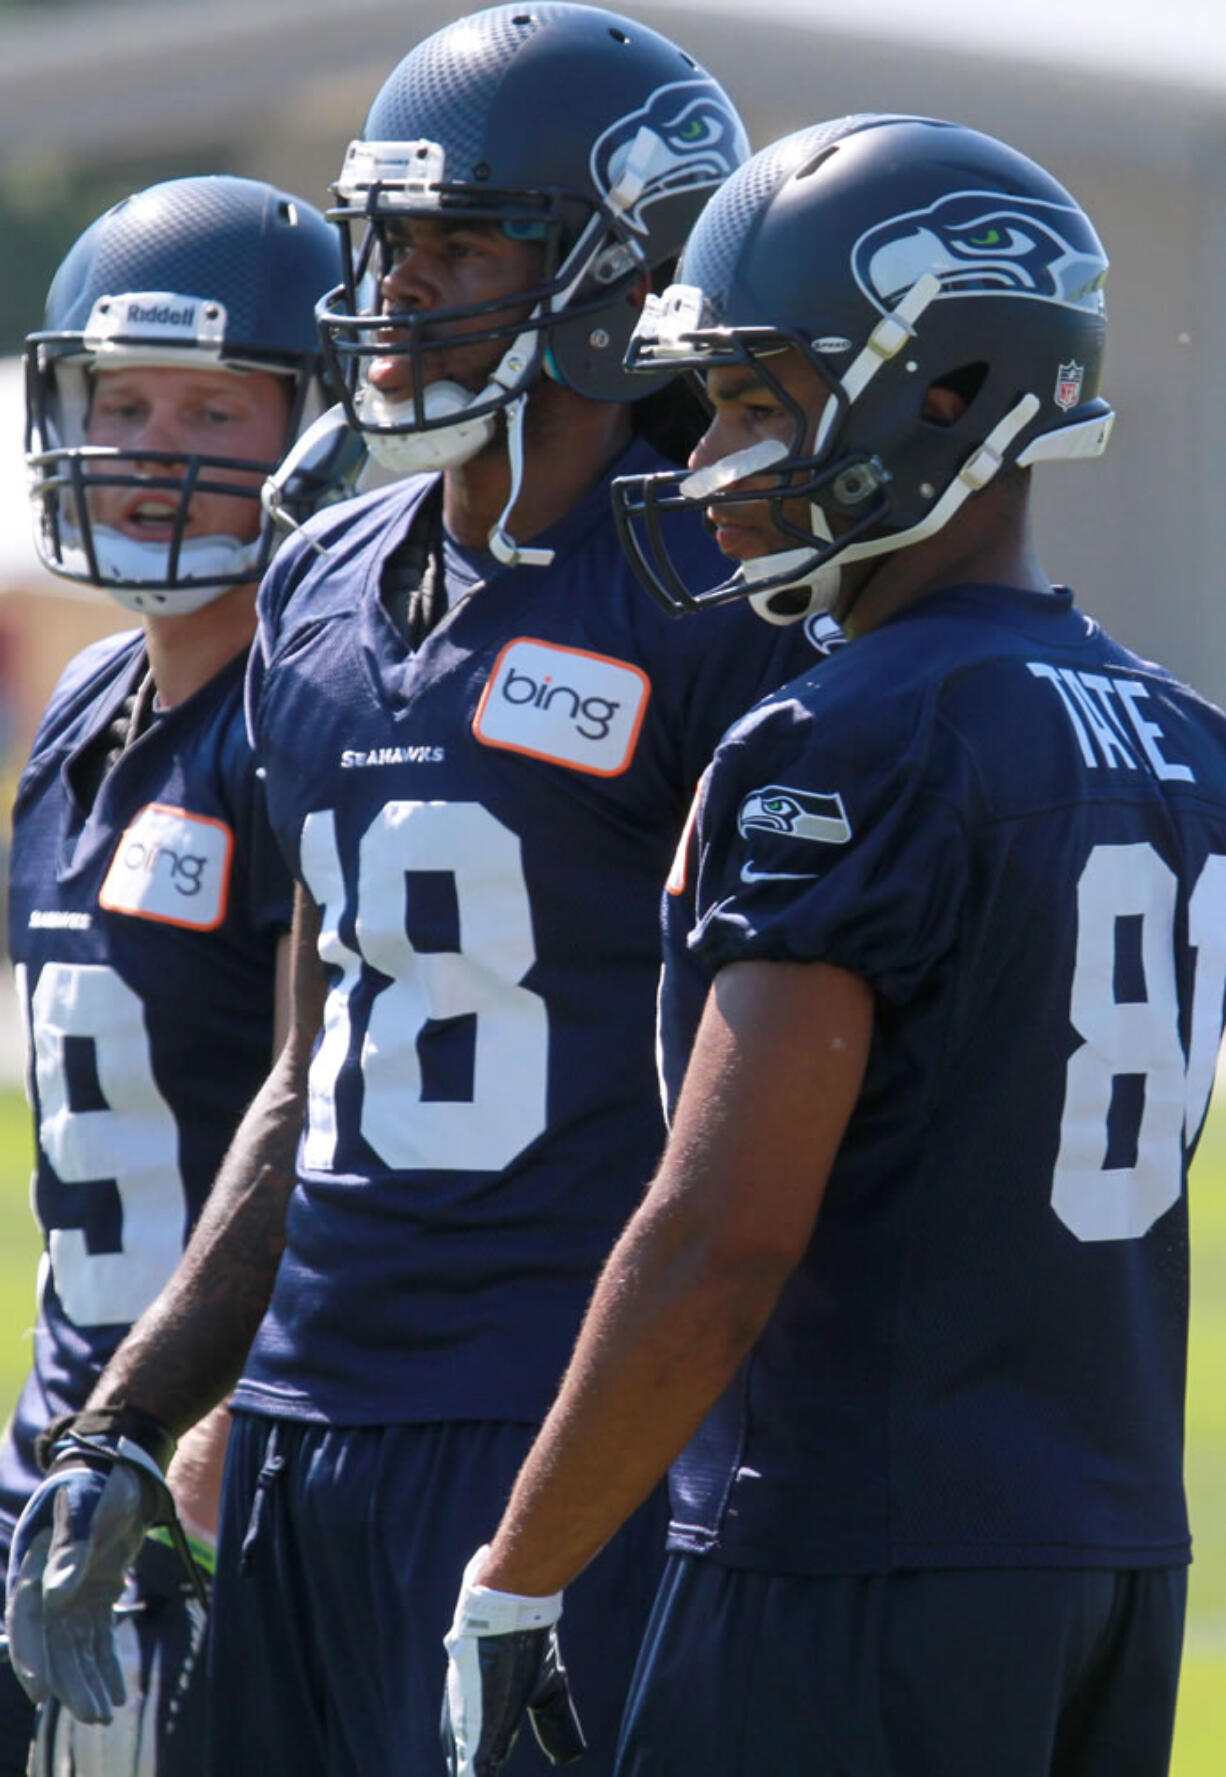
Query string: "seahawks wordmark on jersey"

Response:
xmin=231 ymin=440 xmax=817 ymax=1429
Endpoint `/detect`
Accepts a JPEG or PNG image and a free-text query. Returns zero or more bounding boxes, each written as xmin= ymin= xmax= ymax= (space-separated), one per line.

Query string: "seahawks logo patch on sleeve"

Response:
xmin=738 ymin=785 xmax=852 ymax=846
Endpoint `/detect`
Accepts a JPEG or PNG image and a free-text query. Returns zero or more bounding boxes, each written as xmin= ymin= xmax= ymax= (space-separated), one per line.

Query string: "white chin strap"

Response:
xmin=353 ymin=328 xmax=557 ymax=568
xmin=723 ymin=266 xmax=1098 ymax=627
xmin=358 ymin=380 xmax=496 ymax=475
xmin=678 ymin=442 xmax=841 ymax=627
xmin=746 ymin=560 xmax=842 ymax=625
xmin=487 ymin=394 xmax=553 ymax=569
xmin=743 ymin=511 xmax=843 ymax=627
xmin=355 ymin=326 xmax=541 ymax=478
xmin=61 ymin=526 xmax=259 ymax=616
xmin=678 ymin=436 xmax=851 ymax=623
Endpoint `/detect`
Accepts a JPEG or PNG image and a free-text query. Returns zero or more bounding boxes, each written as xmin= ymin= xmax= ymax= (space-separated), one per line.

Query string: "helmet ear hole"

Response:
xmin=924 ymin=362 xmax=989 ymax=426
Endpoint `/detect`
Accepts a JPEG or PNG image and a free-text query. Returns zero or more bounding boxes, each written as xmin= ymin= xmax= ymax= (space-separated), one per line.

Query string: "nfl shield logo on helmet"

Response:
xmin=1054 ymin=361 xmax=1084 ymax=411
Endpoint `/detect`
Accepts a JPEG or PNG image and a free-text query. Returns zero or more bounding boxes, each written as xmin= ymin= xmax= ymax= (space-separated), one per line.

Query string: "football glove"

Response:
xmin=28 ymin=1535 xmax=213 ymax=1777
xmin=4 ymin=1407 xmax=199 ymax=1728
xmin=441 ymin=1546 xmax=586 ymax=1777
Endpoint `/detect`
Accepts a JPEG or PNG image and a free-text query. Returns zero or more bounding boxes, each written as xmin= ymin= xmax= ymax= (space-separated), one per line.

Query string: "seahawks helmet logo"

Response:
xmin=591 ymin=80 xmax=750 ymax=235
xmin=738 ymin=786 xmax=852 ymax=847
xmin=853 ymin=191 xmax=1108 ymax=313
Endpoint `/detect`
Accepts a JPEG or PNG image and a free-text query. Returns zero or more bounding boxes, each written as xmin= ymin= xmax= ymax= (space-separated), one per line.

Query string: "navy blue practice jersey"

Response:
xmin=660 ymin=584 xmax=1226 ymax=1575
xmin=0 ymin=633 xmax=291 ymax=1546
xmin=230 ymin=439 xmax=817 ymax=1428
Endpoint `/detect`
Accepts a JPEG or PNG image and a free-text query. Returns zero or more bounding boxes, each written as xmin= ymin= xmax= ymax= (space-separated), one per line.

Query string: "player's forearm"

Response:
xmin=86 ymin=1049 xmax=307 ymax=1435
xmin=166 ymin=1402 xmax=231 ymax=1542
xmin=482 ymin=958 xmax=873 ymax=1600
xmin=481 ymin=1189 xmax=788 ymax=1598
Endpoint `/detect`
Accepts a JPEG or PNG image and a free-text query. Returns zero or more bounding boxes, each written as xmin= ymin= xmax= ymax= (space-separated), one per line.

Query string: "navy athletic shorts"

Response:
xmin=205 ymin=1413 xmax=668 ymax=1777
xmin=614 ymin=1553 xmax=1186 ymax=1777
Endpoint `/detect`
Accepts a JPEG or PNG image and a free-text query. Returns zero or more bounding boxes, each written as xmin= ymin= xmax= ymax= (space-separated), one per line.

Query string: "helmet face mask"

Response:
xmin=612 ymin=115 xmax=1114 ymax=622
xmin=317 ymin=3 xmax=749 ymax=489
xmin=616 ymin=320 xmax=891 ymax=622
xmin=30 ymin=352 xmax=310 ymax=617
xmin=27 ymin=176 xmax=345 ymax=617
xmin=327 ymin=189 xmax=566 ymax=472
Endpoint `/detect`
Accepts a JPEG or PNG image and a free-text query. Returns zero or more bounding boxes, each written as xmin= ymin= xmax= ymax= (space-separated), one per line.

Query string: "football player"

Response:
xmin=4 ymin=8 xmax=821 ymax=1775
xmin=0 ymin=175 xmax=345 ymax=1775
xmin=439 ymin=117 xmax=1226 ymax=1776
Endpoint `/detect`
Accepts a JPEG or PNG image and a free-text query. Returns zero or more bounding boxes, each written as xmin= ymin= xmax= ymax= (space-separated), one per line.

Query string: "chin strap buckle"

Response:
xmin=486 ymin=395 xmax=555 ymax=569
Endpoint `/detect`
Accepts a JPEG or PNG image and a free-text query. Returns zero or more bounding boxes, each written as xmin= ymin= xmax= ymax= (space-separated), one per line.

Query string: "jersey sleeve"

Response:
xmin=234 ymin=761 xmax=295 ymax=937
xmin=686 ymin=683 xmax=974 ymax=1005
xmin=19 ymin=630 xmax=142 ymax=775
xmin=217 ymin=678 xmax=295 ymax=938
xmin=247 ymin=525 xmax=318 ymax=755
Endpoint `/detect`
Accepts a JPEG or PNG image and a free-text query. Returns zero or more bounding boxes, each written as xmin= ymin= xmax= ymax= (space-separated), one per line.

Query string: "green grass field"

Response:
xmin=0 ymin=1083 xmax=1223 ymax=1765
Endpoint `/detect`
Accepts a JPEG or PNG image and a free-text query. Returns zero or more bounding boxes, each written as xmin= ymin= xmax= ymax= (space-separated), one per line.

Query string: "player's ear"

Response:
xmin=921 ymin=382 xmax=968 ymax=427
xmin=626 ymin=271 xmax=652 ymax=315
xmin=627 ymin=252 xmax=680 ymax=315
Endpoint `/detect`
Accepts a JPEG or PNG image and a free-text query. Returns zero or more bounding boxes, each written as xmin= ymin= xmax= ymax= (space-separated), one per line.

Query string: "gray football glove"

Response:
xmin=28 ymin=1535 xmax=212 ymax=1776
xmin=442 ymin=1547 xmax=586 ymax=1777
xmin=5 ymin=1408 xmax=199 ymax=1728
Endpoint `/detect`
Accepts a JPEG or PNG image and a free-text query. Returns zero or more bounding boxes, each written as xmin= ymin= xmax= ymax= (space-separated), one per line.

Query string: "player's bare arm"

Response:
xmin=86 ymin=885 xmax=325 ymax=1435
xmin=163 ymin=1405 xmax=231 ymax=1548
xmin=479 ymin=957 xmax=873 ymax=1599
xmin=158 ymin=926 xmax=297 ymax=1542
xmin=442 ymin=960 xmax=870 ymax=1770
xmin=3 ymin=711 xmax=324 ymax=1739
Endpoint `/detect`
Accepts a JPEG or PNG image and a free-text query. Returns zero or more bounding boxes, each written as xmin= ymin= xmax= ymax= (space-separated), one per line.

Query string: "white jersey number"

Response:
xmin=1053 ymin=843 xmax=1226 ymax=1241
xmin=300 ymin=802 xmax=549 ymax=1173
xmin=23 ymin=961 xmax=185 ymax=1325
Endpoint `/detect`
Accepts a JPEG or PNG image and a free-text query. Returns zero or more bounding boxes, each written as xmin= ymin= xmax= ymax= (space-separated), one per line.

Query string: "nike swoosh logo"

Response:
xmin=740 ymin=863 xmax=820 ymax=885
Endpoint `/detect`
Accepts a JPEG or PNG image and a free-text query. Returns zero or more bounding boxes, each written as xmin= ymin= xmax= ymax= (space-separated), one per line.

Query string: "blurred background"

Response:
xmin=0 ymin=0 xmax=1222 ymax=1763
xmin=0 ymin=0 xmax=1223 ymax=738
xmin=0 ymin=0 xmax=1221 ymax=745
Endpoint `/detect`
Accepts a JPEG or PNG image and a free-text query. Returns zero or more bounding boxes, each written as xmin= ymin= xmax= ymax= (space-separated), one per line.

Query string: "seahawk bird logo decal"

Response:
xmin=591 ymin=79 xmax=750 ymax=235
xmin=852 ymin=190 xmax=1108 ymax=314
xmin=738 ymin=786 xmax=852 ymax=847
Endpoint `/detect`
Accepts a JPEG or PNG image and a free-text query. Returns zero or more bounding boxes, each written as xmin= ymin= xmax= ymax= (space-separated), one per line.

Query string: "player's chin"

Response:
xmin=428 ymin=330 xmax=514 ymax=380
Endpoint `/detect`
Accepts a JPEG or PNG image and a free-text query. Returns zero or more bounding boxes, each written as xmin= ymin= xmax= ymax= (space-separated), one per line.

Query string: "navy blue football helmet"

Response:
xmin=27 ymin=175 xmax=347 ymax=615
xmin=318 ymin=1 xmax=748 ymax=559
xmin=611 ymin=115 xmax=1114 ymax=622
